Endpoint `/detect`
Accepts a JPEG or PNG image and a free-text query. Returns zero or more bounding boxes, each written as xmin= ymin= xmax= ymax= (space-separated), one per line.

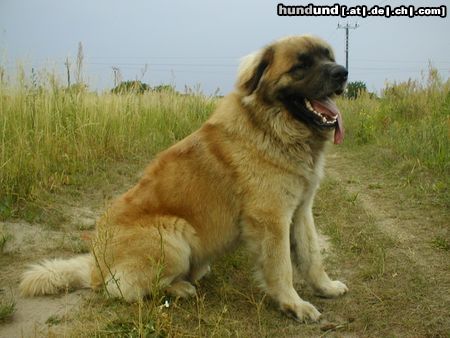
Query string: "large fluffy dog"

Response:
xmin=20 ymin=35 xmax=348 ymax=322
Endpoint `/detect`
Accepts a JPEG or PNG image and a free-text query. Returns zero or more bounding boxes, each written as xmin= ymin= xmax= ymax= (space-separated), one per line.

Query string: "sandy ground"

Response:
xmin=0 ymin=290 xmax=86 ymax=338
xmin=0 ymin=208 xmax=96 ymax=338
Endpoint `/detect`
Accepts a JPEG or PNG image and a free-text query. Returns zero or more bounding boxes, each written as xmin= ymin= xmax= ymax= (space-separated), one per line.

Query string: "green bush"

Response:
xmin=346 ymin=81 xmax=367 ymax=99
xmin=111 ymin=80 xmax=151 ymax=94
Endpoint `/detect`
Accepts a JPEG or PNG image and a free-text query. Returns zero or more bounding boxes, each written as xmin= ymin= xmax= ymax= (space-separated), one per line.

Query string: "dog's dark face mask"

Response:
xmin=238 ymin=36 xmax=347 ymax=144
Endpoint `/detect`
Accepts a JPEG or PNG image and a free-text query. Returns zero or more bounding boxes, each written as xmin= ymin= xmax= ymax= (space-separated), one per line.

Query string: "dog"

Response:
xmin=20 ymin=35 xmax=348 ymax=322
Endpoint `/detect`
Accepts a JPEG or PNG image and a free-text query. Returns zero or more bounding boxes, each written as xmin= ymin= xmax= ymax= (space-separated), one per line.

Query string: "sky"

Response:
xmin=0 ymin=0 xmax=449 ymax=95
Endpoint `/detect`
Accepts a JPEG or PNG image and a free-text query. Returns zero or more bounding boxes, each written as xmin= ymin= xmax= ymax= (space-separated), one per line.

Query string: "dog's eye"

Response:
xmin=324 ymin=49 xmax=335 ymax=62
xmin=292 ymin=54 xmax=313 ymax=73
xmin=290 ymin=62 xmax=312 ymax=73
xmin=290 ymin=64 xmax=306 ymax=73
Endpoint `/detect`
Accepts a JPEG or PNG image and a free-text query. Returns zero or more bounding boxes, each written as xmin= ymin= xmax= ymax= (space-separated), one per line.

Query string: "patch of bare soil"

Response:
xmin=0 ymin=289 xmax=86 ymax=338
xmin=0 ymin=211 xmax=96 ymax=338
xmin=0 ymin=162 xmax=144 ymax=338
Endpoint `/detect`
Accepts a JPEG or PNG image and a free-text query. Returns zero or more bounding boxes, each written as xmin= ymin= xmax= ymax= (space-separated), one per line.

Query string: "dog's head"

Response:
xmin=236 ymin=35 xmax=347 ymax=144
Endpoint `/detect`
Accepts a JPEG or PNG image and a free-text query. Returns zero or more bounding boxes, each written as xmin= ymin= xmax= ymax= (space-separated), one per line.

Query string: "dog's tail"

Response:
xmin=19 ymin=254 xmax=93 ymax=296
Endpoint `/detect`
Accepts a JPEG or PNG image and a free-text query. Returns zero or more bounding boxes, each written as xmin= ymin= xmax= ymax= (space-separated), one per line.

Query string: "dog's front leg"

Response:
xmin=290 ymin=198 xmax=348 ymax=298
xmin=243 ymin=212 xmax=321 ymax=322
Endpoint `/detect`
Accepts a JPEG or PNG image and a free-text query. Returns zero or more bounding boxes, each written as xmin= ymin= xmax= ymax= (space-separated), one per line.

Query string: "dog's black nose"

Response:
xmin=331 ymin=65 xmax=348 ymax=83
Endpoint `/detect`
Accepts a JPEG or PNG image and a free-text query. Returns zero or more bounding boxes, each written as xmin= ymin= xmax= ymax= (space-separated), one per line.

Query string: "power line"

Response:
xmin=352 ymin=59 xmax=450 ymax=64
xmin=88 ymin=56 xmax=240 ymax=60
xmin=86 ymin=62 xmax=237 ymax=67
xmin=5 ymin=56 xmax=449 ymax=67
xmin=351 ymin=67 xmax=449 ymax=72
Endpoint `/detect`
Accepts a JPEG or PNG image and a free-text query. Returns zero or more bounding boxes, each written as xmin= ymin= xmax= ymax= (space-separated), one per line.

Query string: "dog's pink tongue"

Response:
xmin=311 ymin=98 xmax=345 ymax=144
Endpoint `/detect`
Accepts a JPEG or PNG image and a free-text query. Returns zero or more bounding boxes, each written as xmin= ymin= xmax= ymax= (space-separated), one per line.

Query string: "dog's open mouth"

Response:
xmin=290 ymin=97 xmax=345 ymax=144
xmin=304 ymin=98 xmax=338 ymax=127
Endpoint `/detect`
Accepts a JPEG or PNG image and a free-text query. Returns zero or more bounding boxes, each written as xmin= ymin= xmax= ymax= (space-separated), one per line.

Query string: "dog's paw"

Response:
xmin=281 ymin=301 xmax=321 ymax=323
xmin=315 ymin=280 xmax=348 ymax=298
xmin=190 ymin=264 xmax=211 ymax=283
xmin=165 ymin=281 xmax=197 ymax=298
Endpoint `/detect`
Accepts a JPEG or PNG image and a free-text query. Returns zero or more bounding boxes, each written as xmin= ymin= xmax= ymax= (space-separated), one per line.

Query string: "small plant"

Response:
xmin=347 ymin=192 xmax=359 ymax=205
xmin=0 ymin=290 xmax=15 ymax=322
xmin=0 ymin=231 xmax=12 ymax=253
xmin=432 ymin=236 xmax=450 ymax=251
xmin=46 ymin=314 xmax=63 ymax=326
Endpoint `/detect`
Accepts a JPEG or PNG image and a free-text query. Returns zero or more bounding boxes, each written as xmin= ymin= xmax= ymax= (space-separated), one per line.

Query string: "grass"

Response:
xmin=56 ymin=174 xmax=448 ymax=337
xmin=1 ymin=66 xmax=449 ymax=336
xmin=1 ymin=67 xmax=448 ymax=216
xmin=336 ymin=66 xmax=449 ymax=208
xmin=339 ymin=66 xmax=449 ymax=172
xmin=0 ymin=72 xmax=214 ymax=220
xmin=316 ymin=176 xmax=449 ymax=337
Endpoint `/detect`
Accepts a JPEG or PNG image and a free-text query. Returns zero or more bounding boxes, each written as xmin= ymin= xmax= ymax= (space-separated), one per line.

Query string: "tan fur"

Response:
xmin=20 ymin=35 xmax=348 ymax=322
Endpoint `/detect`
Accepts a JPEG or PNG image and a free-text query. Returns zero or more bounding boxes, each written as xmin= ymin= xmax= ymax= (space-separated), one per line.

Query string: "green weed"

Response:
xmin=0 ymin=228 xmax=12 ymax=253
xmin=0 ymin=291 xmax=15 ymax=322
xmin=432 ymin=235 xmax=450 ymax=251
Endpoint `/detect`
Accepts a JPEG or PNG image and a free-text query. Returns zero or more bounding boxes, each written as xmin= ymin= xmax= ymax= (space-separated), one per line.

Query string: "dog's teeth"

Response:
xmin=304 ymin=100 xmax=336 ymax=125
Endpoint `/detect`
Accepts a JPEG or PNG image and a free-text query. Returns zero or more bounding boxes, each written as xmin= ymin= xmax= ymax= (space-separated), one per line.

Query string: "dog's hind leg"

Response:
xmin=102 ymin=252 xmax=193 ymax=302
xmin=103 ymin=267 xmax=152 ymax=302
xmin=94 ymin=216 xmax=199 ymax=302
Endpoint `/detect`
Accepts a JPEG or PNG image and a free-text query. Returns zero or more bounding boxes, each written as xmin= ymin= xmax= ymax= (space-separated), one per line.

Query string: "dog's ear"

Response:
xmin=236 ymin=47 xmax=274 ymax=95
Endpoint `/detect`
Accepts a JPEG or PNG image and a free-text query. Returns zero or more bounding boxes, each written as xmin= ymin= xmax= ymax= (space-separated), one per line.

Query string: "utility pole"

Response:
xmin=112 ymin=67 xmax=122 ymax=87
xmin=76 ymin=42 xmax=84 ymax=85
xmin=337 ymin=22 xmax=359 ymax=71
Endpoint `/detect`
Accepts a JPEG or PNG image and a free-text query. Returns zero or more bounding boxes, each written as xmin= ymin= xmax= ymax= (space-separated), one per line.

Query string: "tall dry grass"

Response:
xmin=1 ymin=66 xmax=448 ymax=217
xmin=0 ymin=70 xmax=214 ymax=218
xmin=338 ymin=67 xmax=449 ymax=175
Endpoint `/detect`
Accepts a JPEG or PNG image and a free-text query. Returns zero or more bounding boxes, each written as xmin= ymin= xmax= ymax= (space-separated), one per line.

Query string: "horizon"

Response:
xmin=1 ymin=0 xmax=449 ymax=95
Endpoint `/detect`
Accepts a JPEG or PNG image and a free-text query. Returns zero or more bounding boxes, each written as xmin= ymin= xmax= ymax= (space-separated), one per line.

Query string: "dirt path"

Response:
xmin=326 ymin=151 xmax=449 ymax=275
xmin=326 ymin=150 xmax=450 ymax=321
xmin=0 ymin=210 xmax=96 ymax=338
